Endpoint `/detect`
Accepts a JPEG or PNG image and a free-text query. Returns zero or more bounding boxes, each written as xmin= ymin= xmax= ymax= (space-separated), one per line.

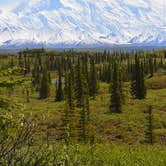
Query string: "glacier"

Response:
xmin=0 ymin=0 xmax=166 ymax=49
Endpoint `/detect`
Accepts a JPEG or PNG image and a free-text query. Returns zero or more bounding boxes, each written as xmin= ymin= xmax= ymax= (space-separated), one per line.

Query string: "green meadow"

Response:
xmin=0 ymin=49 xmax=166 ymax=165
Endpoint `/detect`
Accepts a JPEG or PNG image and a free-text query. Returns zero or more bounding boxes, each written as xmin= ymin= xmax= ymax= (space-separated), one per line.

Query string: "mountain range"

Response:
xmin=0 ymin=0 xmax=166 ymax=49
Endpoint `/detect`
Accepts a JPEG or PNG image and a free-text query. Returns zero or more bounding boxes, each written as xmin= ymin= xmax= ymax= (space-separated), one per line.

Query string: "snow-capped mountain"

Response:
xmin=0 ymin=0 xmax=166 ymax=49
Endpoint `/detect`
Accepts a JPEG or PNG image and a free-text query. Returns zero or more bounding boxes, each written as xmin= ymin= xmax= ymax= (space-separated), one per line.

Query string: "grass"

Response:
xmin=146 ymin=75 xmax=166 ymax=89
xmin=1 ymin=76 xmax=165 ymax=144
xmin=53 ymin=143 xmax=166 ymax=166
xmin=0 ymin=56 xmax=166 ymax=165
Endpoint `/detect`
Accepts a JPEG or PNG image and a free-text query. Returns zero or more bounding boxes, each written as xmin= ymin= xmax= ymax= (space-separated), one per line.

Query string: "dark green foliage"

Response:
xmin=131 ymin=55 xmax=146 ymax=99
xmin=32 ymin=68 xmax=41 ymax=91
xmin=55 ymin=66 xmax=64 ymax=102
xmin=32 ymin=57 xmax=42 ymax=91
xmin=110 ymin=62 xmax=124 ymax=113
xmin=149 ymin=57 xmax=154 ymax=77
xmin=159 ymin=57 xmax=164 ymax=68
xmin=65 ymin=67 xmax=75 ymax=110
xmin=39 ymin=66 xmax=50 ymax=99
xmin=89 ymin=58 xmax=98 ymax=99
xmin=74 ymin=59 xmax=84 ymax=107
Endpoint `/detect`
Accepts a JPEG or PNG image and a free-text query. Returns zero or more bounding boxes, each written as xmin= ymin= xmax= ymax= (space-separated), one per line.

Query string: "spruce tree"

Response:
xmin=110 ymin=62 xmax=123 ymax=113
xmin=131 ymin=55 xmax=146 ymax=99
xmin=55 ymin=66 xmax=63 ymax=102
xmin=66 ymin=67 xmax=75 ymax=110
xmin=89 ymin=59 xmax=98 ymax=99
xmin=149 ymin=57 xmax=153 ymax=77
xmin=82 ymin=56 xmax=90 ymax=114
xmin=75 ymin=58 xmax=83 ymax=107
xmin=32 ymin=57 xmax=41 ymax=91
xmin=39 ymin=66 xmax=50 ymax=99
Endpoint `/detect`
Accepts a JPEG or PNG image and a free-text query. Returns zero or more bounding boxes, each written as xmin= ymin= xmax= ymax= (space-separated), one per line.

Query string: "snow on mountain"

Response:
xmin=0 ymin=0 xmax=166 ymax=48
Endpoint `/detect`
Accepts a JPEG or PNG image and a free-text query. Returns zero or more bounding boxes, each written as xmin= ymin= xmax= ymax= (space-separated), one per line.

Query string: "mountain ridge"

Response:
xmin=0 ymin=0 xmax=166 ymax=49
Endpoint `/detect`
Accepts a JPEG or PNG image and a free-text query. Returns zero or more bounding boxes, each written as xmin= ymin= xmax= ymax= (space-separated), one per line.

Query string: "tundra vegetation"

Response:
xmin=0 ymin=49 xmax=166 ymax=165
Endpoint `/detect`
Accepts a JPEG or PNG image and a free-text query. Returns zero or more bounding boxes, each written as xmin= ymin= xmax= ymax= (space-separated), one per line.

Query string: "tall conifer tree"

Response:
xmin=131 ymin=55 xmax=146 ymax=99
xmin=89 ymin=58 xmax=98 ymax=99
xmin=39 ymin=66 xmax=50 ymax=99
xmin=110 ymin=62 xmax=123 ymax=113
xmin=55 ymin=66 xmax=64 ymax=101
xmin=75 ymin=58 xmax=84 ymax=107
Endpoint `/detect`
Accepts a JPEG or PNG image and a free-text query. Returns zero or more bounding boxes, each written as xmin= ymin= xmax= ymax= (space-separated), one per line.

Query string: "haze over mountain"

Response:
xmin=0 ymin=0 xmax=166 ymax=49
